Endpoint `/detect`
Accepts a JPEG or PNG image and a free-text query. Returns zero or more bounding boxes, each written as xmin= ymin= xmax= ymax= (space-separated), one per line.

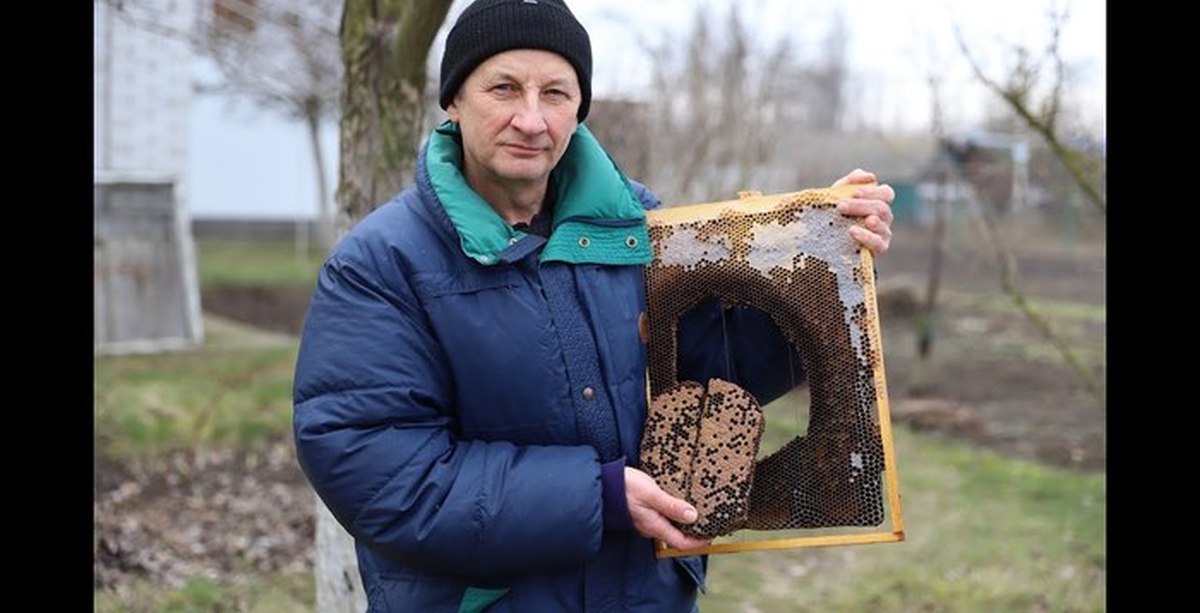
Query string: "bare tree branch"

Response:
xmin=954 ymin=5 xmax=1105 ymax=216
xmin=975 ymin=202 xmax=1105 ymax=412
xmin=954 ymin=3 xmax=1105 ymax=411
xmin=618 ymin=3 xmax=844 ymax=206
xmin=104 ymin=0 xmax=346 ymax=250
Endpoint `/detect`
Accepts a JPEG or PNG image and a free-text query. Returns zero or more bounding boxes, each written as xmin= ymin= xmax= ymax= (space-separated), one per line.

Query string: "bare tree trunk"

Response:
xmin=315 ymin=493 xmax=366 ymax=613
xmin=304 ymin=106 xmax=334 ymax=252
xmin=911 ymin=76 xmax=948 ymax=396
xmin=335 ymin=0 xmax=453 ymax=236
xmin=316 ymin=2 xmax=453 ymax=611
xmin=911 ymin=164 xmax=947 ymax=396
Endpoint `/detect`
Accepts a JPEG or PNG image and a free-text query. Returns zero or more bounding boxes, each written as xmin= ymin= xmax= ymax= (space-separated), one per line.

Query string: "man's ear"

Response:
xmin=447 ymin=102 xmax=461 ymax=123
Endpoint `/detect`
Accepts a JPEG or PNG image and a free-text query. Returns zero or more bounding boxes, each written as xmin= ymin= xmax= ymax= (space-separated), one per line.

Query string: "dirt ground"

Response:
xmin=95 ymin=217 xmax=1106 ymax=594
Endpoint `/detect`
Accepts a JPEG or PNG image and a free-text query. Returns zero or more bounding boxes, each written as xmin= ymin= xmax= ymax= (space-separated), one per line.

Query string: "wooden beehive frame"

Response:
xmin=643 ymin=186 xmax=905 ymax=557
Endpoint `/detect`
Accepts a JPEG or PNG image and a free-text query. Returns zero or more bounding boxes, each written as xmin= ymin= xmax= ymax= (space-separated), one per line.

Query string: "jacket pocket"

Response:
xmin=416 ymin=271 xmax=521 ymax=299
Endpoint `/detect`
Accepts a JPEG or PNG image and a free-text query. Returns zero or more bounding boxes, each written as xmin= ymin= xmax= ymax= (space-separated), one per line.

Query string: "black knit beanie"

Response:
xmin=439 ymin=0 xmax=593 ymax=121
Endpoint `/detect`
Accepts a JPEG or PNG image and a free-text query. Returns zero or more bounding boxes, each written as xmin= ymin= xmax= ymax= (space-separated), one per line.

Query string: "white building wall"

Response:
xmin=94 ymin=0 xmax=196 ymax=183
xmin=94 ymin=0 xmax=204 ymax=353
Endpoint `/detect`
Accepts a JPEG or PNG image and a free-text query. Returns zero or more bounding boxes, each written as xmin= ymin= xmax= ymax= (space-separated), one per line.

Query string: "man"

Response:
xmin=292 ymin=0 xmax=895 ymax=611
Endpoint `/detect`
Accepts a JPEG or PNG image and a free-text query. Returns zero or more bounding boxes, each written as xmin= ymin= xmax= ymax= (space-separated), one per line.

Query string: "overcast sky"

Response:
xmin=187 ymin=0 xmax=1105 ymax=219
xmin=572 ymin=0 xmax=1105 ymax=131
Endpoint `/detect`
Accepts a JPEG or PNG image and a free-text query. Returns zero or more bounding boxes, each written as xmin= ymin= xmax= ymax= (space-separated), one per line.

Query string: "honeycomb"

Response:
xmin=639 ymin=187 xmax=889 ymax=541
xmin=640 ymin=378 xmax=765 ymax=538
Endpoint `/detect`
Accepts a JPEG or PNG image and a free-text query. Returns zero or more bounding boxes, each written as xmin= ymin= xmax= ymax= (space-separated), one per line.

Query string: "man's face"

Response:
xmin=448 ymin=49 xmax=581 ymax=191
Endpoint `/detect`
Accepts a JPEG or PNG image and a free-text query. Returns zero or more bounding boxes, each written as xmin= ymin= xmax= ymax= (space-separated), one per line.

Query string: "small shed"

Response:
xmin=94 ymin=171 xmax=204 ymax=354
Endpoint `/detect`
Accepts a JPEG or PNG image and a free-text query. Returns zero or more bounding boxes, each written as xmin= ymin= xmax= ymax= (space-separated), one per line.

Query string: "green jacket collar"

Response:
xmin=425 ymin=121 xmax=652 ymax=266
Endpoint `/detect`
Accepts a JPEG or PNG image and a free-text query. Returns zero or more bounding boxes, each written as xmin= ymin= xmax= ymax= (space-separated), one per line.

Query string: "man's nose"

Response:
xmin=510 ymin=94 xmax=548 ymax=134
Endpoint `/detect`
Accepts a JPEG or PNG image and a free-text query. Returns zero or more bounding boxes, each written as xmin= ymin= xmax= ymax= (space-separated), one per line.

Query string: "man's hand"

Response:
xmin=833 ymin=168 xmax=895 ymax=256
xmin=624 ymin=467 xmax=712 ymax=551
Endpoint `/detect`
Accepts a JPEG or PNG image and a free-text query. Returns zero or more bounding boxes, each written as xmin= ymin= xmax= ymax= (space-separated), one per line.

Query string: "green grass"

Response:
xmin=702 ymin=427 xmax=1104 ymax=612
xmin=943 ymin=290 xmax=1106 ymax=322
xmin=699 ymin=392 xmax=1105 ymax=612
xmin=195 ymin=238 xmax=325 ymax=289
xmin=94 ymin=316 xmax=299 ymax=460
xmin=94 ymin=572 xmax=313 ymax=613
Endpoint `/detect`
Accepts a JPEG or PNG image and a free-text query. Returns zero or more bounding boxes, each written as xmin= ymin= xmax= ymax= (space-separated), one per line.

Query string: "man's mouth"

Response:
xmin=502 ymin=142 xmax=545 ymax=157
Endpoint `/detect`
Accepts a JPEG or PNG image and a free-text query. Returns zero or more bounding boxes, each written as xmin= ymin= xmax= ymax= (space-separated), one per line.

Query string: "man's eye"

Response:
xmin=492 ymin=83 xmax=517 ymax=93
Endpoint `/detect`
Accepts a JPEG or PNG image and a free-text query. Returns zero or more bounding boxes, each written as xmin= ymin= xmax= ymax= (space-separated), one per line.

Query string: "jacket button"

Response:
xmin=581 ymin=387 xmax=596 ymax=401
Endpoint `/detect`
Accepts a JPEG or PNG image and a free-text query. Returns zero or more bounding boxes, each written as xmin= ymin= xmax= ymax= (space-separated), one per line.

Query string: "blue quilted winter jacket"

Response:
xmin=293 ymin=122 xmax=803 ymax=612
